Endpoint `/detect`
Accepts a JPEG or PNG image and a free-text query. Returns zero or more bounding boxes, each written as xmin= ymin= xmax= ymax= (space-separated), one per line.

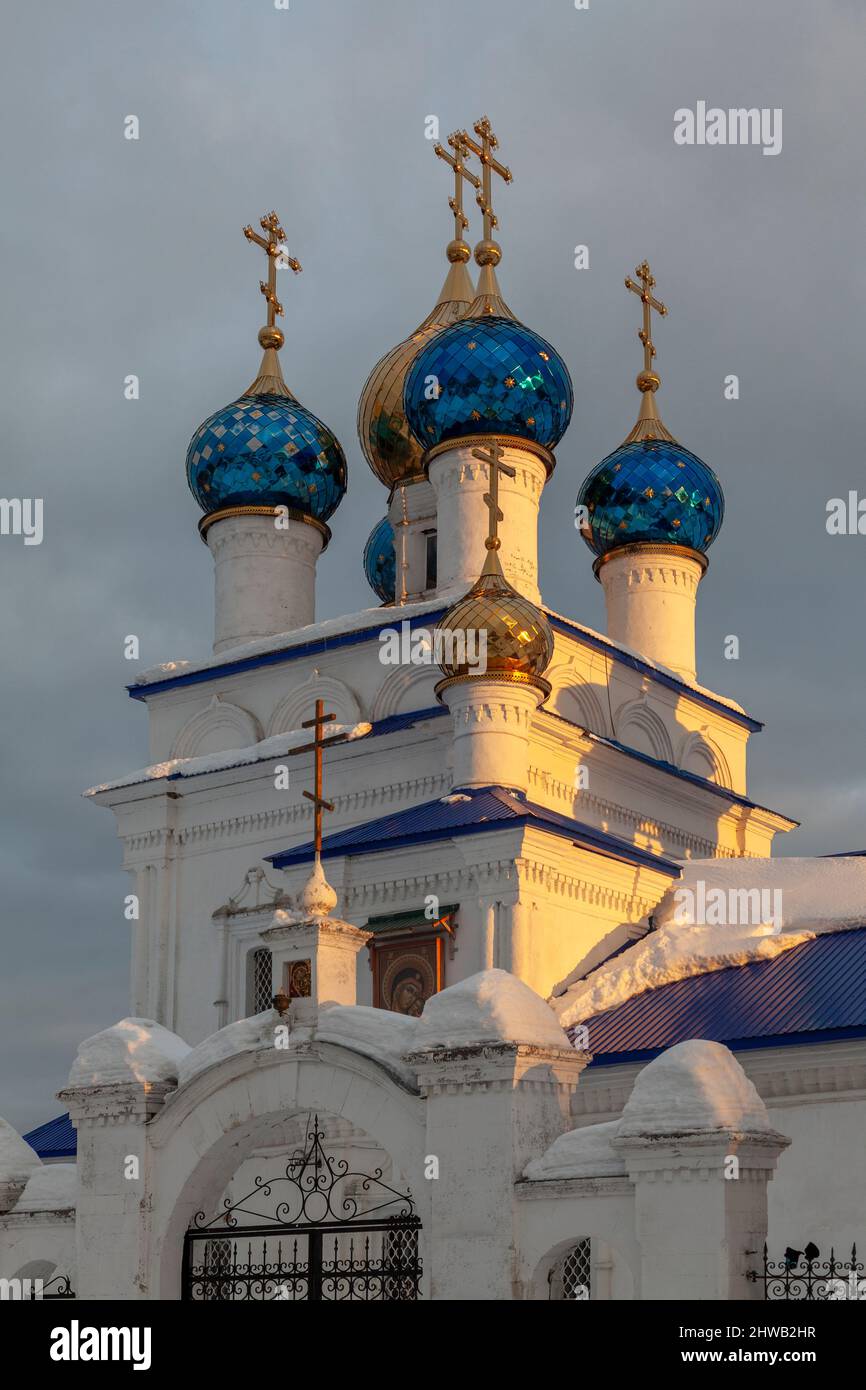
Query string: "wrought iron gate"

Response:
xmin=746 ymin=1243 xmax=863 ymax=1300
xmin=182 ymin=1117 xmax=422 ymax=1301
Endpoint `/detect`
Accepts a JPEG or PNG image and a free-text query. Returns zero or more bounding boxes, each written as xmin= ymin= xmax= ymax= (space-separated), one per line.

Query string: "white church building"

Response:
xmin=2 ymin=123 xmax=864 ymax=1302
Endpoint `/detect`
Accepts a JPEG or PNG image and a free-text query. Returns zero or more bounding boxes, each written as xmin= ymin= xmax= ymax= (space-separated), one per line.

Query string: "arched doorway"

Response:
xmin=181 ymin=1114 xmax=422 ymax=1301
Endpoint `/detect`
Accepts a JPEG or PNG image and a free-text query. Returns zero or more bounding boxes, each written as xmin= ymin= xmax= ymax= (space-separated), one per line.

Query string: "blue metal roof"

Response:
xmin=570 ymin=926 xmax=866 ymax=1064
xmin=269 ymin=784 xmax=681 ymax=876
xmin=23 ymin=1112 xmax=76 ymax=1160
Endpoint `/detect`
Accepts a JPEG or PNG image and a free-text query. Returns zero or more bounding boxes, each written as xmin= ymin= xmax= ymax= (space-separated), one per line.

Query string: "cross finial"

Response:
xmin=460 ymin=117 xmax=512 ymax=271
xmin=287 ymin=699 xmax=350 ymax=857
xmin=625 ymin=260 xmax=668 ymax=389
xmin=434 ymin=131 xmax=482 ymax=267
xmin=242 ymin=211 xmax=301 ymax=351
xmin=472 ymin=441 xmax=516 ymax=553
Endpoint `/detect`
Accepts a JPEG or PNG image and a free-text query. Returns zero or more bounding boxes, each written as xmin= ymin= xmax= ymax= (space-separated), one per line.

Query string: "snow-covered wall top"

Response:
xmin=414 ymin=969 xmax=570 ymax=1051
xmin=68 ymin=1019 xmax=190 ymax=1088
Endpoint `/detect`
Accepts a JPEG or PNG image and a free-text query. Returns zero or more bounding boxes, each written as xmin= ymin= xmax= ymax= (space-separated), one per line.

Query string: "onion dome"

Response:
xmin=579 ymin=439 xmax=724 ymax=557
xmin=187 ymin=211 xmax=347 ymax=531
xmin=404 ymin=308 xmax=573 ymax=459
xmin=434 ymin=546 xmax=553 ymax=699
xmin=405 ymin=117 xmax=573 ymax=466
xmin=363 ymin=515 xmax=396 ymax=603
xmin=577 ymin=259 xmax=723 ymax=558
xmin=357 ymin=256 xmax=474 ymax=490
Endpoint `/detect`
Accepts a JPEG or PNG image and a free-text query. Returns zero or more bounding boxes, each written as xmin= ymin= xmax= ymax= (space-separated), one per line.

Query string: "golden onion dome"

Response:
xmin=357 ymin=255 xmax=474 ymax=490
xmin=433 ymin=547 xmax=553 ymax=699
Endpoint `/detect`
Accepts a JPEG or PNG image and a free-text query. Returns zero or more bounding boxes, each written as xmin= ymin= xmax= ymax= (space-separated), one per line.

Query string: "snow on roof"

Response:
xmin=68 ymin=1018 xmax=190 ymax=1088
xmin=13 ymin=1163 xmax=77 ymax=1212
xmin=130 ymin=596 xmax=448 ymax=689
xmin=524 ymin=1120 xmax=626 ymax=1180
xmin=617 ymin=1039 xmax=772 ymax=1138
xmin=178 ymin=1011 xmax=283 ymax=1086
xmin=415 ymin=969 xmax=570 ymax=1051
xmin=551 ymin=855 xmax=866 ymax=1029
xmin=655 ymin=856 xmax=866 ymax=935
xmin=84 ymin=723 xmax=371 ymax=796
xmin=0 ymin=1116 xmax=41 ymax=1184
xmin=552 ymin=923 xmax=810 ymax=1030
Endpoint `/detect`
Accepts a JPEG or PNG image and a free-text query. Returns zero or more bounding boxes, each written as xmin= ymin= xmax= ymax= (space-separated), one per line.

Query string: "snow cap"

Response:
xmin=524 ymin=1120 xmax=626 ymax=1180
xmin=14 ymin=1163 xmax=77 ymax=1212
xmin=617 ymin=1039 xmax=771 ymax=1138
xmin=415 ymin=969 xmax=570 ymax=1050
xmin=0 ymin=1116 xmax=41 ymax=1185
xmin=68 ymin=1018 xmax=190 ymax=1088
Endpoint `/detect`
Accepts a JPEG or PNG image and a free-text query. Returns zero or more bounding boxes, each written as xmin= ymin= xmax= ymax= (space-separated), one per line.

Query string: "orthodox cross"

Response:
xmin=243 ymin=211 xmax=301 ymax=331
xmin=434 ymin=131 xmax=481 ymax=246
xmin=460 ymin=116 xmax=512 ymax=244
xmin=287 ymin=699 xmax=349 ymax=855
xmin=625 ymin=260 xmax=668 ymax=377
xmin=472 ymin=440 xmax=516 ymax=552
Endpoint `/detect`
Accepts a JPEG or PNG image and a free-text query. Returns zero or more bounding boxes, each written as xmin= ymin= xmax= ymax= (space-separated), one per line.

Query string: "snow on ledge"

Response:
xmin=617 ymin=1039 xmax=772 ymax=1138
xmin=68 ymin=1018 xmax=190 ymax=1088
xmin=14 ymin=1163 xmax=77 ymax=1212
xmin=177 ymin=1004 xmax=420 ymax=1089
xmin=85 ymin=723 xmax=371 ymax=796
xmin=415 ymin=969 xmax=570 ymax=1051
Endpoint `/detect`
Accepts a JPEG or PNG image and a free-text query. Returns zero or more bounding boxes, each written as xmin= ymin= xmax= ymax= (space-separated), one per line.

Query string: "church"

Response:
xmin=2 ymin=118 xmax=864 ymax=1303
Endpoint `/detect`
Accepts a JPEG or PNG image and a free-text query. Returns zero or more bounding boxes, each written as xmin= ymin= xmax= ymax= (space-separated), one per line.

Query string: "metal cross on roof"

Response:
xmin=287 ymin=699 xmax=349 ymax=856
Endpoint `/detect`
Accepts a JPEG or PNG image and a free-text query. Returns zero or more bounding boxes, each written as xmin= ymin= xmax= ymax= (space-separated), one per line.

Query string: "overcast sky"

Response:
xmin=2 ymin=0 xmax=864 ymax=1131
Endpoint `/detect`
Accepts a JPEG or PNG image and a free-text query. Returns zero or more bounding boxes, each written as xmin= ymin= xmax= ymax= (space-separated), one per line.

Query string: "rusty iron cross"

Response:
xmin=243 ymin=211 xmax=301 ymax=327
xmin=625 ymin=260 xmax=668 ymax=375
xmin=472 ymin=440 xmax=516 ymax=551
xmin=287 ymin=699 xmax=349 ymax=856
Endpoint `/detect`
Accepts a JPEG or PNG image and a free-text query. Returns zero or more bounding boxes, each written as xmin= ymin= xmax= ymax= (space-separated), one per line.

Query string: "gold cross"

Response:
xmin=460 ymin=116 xmax=512 ymax=246
xmin=625 ymin=260 xmax=668 ymax=377
xmin=287 ymin=699 xmax=349 ymax=856
xmin=434 ymin=131 xmax=481 ymax=249
xmin=243 ymin=211 xmax=301 ymax=333
xmin=472 ymin=440 xmax=516 ymax=552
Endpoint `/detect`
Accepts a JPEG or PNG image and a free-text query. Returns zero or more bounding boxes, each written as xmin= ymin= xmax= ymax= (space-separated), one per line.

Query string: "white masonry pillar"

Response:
xmin=203 ymin=511 xmax=327 ymax=654
xmin=595 ymin=542 xmax=707 ymax=682
xmin=427 ymin=441 xmax=549 ymax=602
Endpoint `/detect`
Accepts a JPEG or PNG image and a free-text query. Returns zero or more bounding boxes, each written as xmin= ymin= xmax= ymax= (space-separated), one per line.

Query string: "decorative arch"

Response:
xmin=530 ymin=1234 xmax=635 ymax=1302
xmin=370 ymin=664 xmax=439 ymax=721
xmin=171 ymin=696 xmax=262 ymax=759
xmin=151 ymin=1044 xmax=427 ymax=1299
xmin=267 ymin=672 xmax=361 ymax=737
xmin=679 ymin=729 xmax=732 ymax=788
xmin=545 ymin=662 xmax=609 ymax=738
xmin=613 ymin=698 xmax=675 ymax=764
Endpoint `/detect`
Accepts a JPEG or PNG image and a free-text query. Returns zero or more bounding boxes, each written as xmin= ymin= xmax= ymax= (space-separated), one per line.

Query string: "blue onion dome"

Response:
xmin=187 ymin=346 xmax=347 ymax=524
xmin=357 ymin=254 xmax=475 ymax=490
xmin=578 ymin=266 xmax=724 ymax=559
xmin=404 ymin=264 xmax=573 ymax=463
xmin=363 ymin=515 xmax=396 ymax=603
xmin=578 ymin=438 xmax=724 ymax=557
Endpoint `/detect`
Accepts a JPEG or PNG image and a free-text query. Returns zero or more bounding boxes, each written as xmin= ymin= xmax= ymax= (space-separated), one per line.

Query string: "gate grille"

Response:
xmin=747 ymin=1243 xmax=863 ymax=1300
xmin=182 ymin=1117 xmax=422 ymax=1302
